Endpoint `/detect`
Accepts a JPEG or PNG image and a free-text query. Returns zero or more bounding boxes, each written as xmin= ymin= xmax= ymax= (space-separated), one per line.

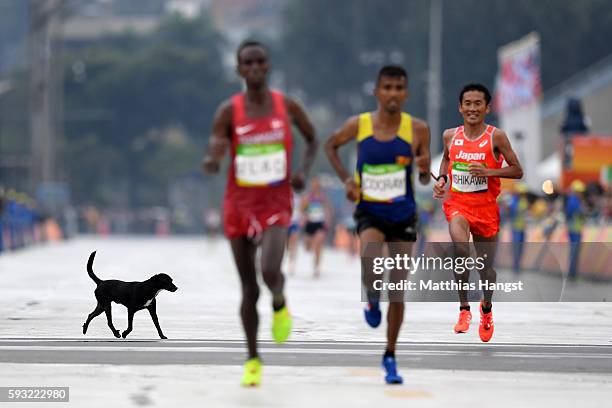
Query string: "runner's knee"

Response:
xmin=241 ymin=284 xmax=260 ymax=304
xmin=449 ymin=216 xmax=470 ymax=242
xmin=261 ymin=267 xmax=282 ymax=290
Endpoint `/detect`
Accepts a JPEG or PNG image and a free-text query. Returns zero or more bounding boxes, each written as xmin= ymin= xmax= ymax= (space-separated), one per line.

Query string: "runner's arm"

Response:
xmin=324 ymin=116 xmax=360 ymax=200
xmin=469 ymin=129 xmax=523 ymax=179
xmin=202 ymin=101 xmax=232 ymax=174
xmin=433 ymin=129 xmax=454 ymax=199
xmin=412 ymin=118 xmax=431 ymax=185
xmin=286 ymin=97 xmax=318 ymax=185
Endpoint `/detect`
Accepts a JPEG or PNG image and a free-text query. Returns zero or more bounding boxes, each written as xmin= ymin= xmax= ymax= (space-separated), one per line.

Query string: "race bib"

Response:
xmin=235 ymin=143 xmax=286 ymax=187
xmin=361 ymin=163 xmax=406 ymax=202
xmin=451 ymin=162 xmax=488 ymax=193
xmin=307 ymin=203 xmax=325 ymax=222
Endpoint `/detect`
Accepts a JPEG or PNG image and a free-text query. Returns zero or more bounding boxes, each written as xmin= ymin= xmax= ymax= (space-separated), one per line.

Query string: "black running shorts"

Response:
xmin=354 ymin=208 xmax=417 ymax=242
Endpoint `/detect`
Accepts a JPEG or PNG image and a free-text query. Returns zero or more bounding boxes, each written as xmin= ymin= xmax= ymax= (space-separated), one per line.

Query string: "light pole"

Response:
xmin=28 ymin=0 xmax=66 ymax=194
xmin=427 ymin=0 xmax=443 ymax=154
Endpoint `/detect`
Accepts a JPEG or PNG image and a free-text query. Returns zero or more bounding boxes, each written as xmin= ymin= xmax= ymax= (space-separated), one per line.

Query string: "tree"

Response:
xmin=278 ymin=0 xmax=612 ymax=148
xmin=62 ymin=12 xmax=234 ymax=207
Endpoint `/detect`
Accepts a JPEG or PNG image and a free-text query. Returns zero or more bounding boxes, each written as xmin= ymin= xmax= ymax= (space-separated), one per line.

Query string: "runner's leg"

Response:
xmin=385 ymin=241 xmax=412 ymax=353
xmin=473 ymin=234 xmax=497 ymax=342
xmin=448 ymin=215 xmax=471 ymax=306
xmin=229 ymin=236 xmax=259 ymax=359
xmin=473 ymin=234 xmax=498 ymax=306
xmin=260 ymin=225 xmax=287 ymax=309
xmin=360 ymin=228 xmax=386 ymax=301
xmin=312 ymin=228 xmax=326 ymax=277
xmin=287 ymin=230 xmax=298 ymax=275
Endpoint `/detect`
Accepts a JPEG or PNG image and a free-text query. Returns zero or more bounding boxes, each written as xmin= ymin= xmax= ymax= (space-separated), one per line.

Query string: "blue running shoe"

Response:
xmin=364 ymin=301 xmax=381 ymax=328
xmin=382 ymin=356 xmax=403 ymax=384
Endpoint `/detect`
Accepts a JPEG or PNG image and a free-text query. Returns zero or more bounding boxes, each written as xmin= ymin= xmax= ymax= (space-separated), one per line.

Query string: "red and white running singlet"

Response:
xmin=223 ymin=90 xmax=293 ymax=239
xmin=443 ymin=125 xmax=503 ymax=237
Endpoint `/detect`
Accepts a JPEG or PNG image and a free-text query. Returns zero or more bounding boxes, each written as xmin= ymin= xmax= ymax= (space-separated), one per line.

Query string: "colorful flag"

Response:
xmin=494 ymin=32 xmax=542 ymax=113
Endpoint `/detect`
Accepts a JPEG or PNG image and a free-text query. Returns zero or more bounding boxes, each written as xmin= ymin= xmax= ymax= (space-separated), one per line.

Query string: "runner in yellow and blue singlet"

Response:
xmin=325 ymin=65 xmax=431 ymax=385
xmin=355 ymin=111 xmax=417 ymax=230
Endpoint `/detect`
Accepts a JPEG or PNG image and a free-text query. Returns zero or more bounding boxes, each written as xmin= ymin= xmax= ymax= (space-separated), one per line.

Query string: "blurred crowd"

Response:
xmin=496 ymin=179 xmax=611 ymax=279
xmin=0 ymin=187 xmax=56 ymax=254
xmin=498 ymin=179 xmax=611 ymax=241
xmin=2 ymin=176 xmax=609 ymax=261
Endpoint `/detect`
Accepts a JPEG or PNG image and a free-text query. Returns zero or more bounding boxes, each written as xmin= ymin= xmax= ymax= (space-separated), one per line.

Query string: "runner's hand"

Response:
xmin=468 ymin=162 xmax=489 ymax=176
xmin=291 ymin=172 xmax=306 ymax=192
xmin=415 ymin=156 xmax=430 ymax=185
xmin=415 ymin=155 xmax=429 ymax=173
xmin=344 ymin=178 xmax=360 ymax=201
xmin=433 ymin=177 xmax=447 ymax=200
xmin=202 ymin=156 xmax=219 ymax=174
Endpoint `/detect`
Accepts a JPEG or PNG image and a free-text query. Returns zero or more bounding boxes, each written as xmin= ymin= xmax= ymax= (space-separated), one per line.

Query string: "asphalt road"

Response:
xmin=1 ymin=338 xmax=611 ymax=374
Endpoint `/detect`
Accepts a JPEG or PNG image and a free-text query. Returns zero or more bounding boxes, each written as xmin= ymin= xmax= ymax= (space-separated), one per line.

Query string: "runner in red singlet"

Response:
xmin=433 ymin=83 xmax=523 ymax=343
xmin=202 ymin=41 xmax=318 ymax=386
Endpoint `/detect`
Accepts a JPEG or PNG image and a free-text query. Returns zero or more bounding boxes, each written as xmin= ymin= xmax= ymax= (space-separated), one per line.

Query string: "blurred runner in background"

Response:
xmin=301 ymin=177 xmax=332 ymax=278
xmin=508 ymin=182 xmax=529 ymax=274
xmin=287 ymin=192 xmax=302 ymax=276
xmin=565 ymin=180 xmax=586 ymax=280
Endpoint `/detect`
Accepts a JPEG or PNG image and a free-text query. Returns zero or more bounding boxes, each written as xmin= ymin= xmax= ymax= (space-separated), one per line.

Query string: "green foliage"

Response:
xmin=280 ymin=0 xmax=429 ymax=120
xmin=63 ymin=12 xmax=233 ymax=207
xmin=279 ymin=0 xmax=612 ymax=138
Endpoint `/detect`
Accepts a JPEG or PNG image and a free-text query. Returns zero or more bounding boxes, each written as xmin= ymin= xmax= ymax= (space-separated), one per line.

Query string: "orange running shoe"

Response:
xmin=454 ymin=309 xmax=472 ymax=333
xmin=479 ymin=302 xmax=494 ymax=342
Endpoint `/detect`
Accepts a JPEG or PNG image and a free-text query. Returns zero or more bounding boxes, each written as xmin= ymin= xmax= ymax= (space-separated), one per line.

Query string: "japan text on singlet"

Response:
xmin=446 ymin=125 xmax=503 ymax=207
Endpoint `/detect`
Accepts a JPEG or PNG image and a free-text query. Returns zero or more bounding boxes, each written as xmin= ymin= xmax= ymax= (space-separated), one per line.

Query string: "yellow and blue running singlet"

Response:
xmin=355 ymin=112 xmax=416 ymax=222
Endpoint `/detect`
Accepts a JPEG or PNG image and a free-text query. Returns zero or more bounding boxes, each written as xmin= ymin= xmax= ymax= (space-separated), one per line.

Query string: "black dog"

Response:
xmin=82 ymin=251 xmax=177 ymax=339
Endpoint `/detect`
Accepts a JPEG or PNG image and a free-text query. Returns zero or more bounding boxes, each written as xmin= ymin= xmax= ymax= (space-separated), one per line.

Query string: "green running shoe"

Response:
xmin=240 ymin=357 xmax=262 ymax=387
xmin=272 ymin=306 xmax=292 ymax=344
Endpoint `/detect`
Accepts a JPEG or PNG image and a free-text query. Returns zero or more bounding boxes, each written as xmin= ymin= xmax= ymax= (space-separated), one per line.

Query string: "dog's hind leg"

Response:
xmin=147 ymin=300 xmax=167 ymax=339
xmin=122 ymin=310 xmax=135 ymax=339
xmin=104 ymin=304 xmax=121 ymax=338
xmin=82 ymin=303 xmax=104 ymax=334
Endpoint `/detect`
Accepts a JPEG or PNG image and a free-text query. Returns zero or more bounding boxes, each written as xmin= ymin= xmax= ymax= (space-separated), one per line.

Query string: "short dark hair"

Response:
xmin=376 ymin=65 xmax=408 ymax=85
xmin=459 ymin=83 xmax=491 ymax=105
xmin=236 ymin=40 xmax=268 ymax=63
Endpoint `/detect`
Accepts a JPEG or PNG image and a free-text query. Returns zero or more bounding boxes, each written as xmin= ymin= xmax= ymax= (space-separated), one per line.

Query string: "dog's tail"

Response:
xmin=87 ymin=251 xmax=102 ymax=284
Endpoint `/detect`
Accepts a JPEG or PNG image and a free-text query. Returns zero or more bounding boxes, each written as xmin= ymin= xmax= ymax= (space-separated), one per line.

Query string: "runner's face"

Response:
xmin=375 ymin=76 xmax=407 ymax=114
xmin=237 ymin=46 xmax=269 ymax=86
xmin=459 ymin=91 xmax=490 ymax=125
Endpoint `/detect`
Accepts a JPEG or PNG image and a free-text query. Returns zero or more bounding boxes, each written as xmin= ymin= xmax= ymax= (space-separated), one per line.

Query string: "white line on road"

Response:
xmin=2 ymin=345 xmax=611 ymax=359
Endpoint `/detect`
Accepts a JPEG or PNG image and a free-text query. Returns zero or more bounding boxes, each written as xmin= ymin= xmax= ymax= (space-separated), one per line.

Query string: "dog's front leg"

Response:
xmin=122 ymin=309 xmax=135 ymax=339
xmin=83 ymin=303 xmax=104 ymax=334
xmin=104 ymin=305 xmax=121 ymax=338
xmin=147 ymin=301 xmax=167 ymax=339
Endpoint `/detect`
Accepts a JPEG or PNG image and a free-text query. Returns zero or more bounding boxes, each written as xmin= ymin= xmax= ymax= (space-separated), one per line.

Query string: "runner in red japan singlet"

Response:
xmin=433 ymin=83 xmax=523 ymax=344
xmin=443 ymin=124 xmax=503 ymax=237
